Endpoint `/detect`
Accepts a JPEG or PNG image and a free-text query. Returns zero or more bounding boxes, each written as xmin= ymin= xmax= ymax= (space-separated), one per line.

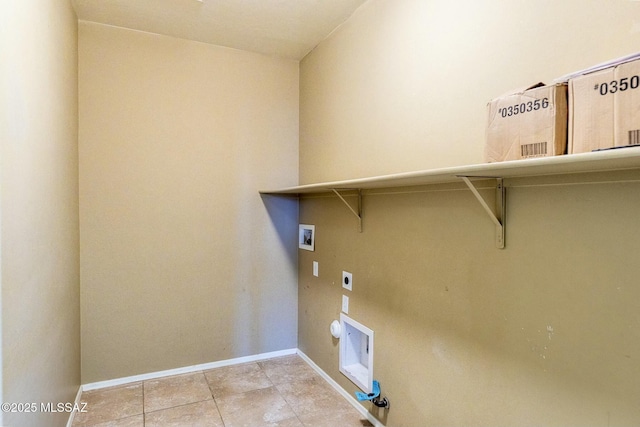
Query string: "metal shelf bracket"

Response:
xmin=331 ymin=189 xmax=362 ymax=233
xmin=459 ymin=177 xmax=505 ymax=249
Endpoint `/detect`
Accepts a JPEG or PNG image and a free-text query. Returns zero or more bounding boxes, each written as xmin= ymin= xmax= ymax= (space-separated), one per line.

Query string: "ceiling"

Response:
xmin=72 ymin=0 xmax=369 ymax=60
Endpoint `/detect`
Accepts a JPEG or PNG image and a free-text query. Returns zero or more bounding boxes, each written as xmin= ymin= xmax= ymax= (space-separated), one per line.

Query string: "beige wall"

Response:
xmin=298 ymin=177 xmax=640 ymax=426
xmin=300 ymin=0 xmax=640 ymax=183
xmin=1 ymin=1 xmax=80 ymax=426
xmin=79 ymin=22 xmax=299 ymax=383
xmin=298 ymin=0 xmax=640 ymax=426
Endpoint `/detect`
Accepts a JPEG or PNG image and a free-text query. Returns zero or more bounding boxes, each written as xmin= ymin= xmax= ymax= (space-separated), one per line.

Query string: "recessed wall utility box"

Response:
xmin=339 ymin=313 xmax=374 ymax=393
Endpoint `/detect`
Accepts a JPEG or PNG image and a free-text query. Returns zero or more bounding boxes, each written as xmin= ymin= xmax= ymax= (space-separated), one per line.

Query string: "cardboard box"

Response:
xmin=569 ymin=58 xmax=640 ymax=153
xmin=485 ymin=83 xmax=567 ymax=163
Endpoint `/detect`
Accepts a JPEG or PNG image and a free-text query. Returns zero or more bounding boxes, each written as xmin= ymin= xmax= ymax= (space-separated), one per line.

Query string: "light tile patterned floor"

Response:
xmin=71 ymin=354 xmax=374 ymax=427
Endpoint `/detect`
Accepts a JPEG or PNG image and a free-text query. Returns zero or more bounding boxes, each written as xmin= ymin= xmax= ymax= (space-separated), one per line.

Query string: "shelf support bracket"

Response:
xmin=459 ymin=177 xmax=505 ymax=249
xmin=331 ymin=189 xmax=362 ymax=233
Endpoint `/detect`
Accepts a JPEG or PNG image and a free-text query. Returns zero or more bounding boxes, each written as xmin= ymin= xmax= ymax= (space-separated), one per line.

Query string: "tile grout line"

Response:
xmin=260 ymin=354 xmax=364 ymax=427
xmin=258 ymin=360 xmax=303 ymax=426
xmin=210 ymin=391 xmax=228 ymax=427
xmin=143 ymin=398 xmax=214 ymax=415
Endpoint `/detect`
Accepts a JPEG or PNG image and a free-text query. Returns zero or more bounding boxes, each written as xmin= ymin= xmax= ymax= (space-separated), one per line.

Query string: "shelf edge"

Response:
xmin=259 ymin=148 xmax=640 ymax=195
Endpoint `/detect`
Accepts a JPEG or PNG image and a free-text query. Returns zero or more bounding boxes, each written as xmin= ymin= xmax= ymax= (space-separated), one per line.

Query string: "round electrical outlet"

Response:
xmin=342 ymin=271 xmax=352 ymax=291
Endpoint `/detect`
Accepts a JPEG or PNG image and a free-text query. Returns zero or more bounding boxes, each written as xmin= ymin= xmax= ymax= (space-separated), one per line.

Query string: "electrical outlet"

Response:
xmin=342 ymin=271 xmax=352 ymax=291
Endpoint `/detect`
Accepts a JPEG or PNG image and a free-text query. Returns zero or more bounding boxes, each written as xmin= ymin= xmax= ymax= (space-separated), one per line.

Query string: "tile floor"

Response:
xmin=71 ymin=354 xmax=374 ymax=427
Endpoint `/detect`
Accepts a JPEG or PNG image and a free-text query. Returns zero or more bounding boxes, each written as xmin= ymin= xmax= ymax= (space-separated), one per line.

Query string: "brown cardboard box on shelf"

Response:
xmin=485 ymin=83 xmax=568 ymax=163
xmin=568 ymin=58 xmax=640 ymax=153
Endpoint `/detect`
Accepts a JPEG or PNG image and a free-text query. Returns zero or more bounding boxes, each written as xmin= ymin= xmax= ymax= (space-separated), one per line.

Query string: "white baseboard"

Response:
xmin=81 ymin=348 xmax=297 ymax=392
xmin=296 ymin=349 xmax=385 ymax=427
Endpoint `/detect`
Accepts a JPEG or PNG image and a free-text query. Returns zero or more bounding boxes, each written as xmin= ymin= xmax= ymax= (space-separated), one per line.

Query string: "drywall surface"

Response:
xmin=298 ymin=3 xmax=640 ymax=424
xmin=298 ymin=174 xmax=640 ymax=426
xmin=0 ymin=1 xmax=80 ymax=426
xmin=79 ymin=22 xmax=299 ymax=383
xmin=299 ymin=0 xmax=640 ymax=183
